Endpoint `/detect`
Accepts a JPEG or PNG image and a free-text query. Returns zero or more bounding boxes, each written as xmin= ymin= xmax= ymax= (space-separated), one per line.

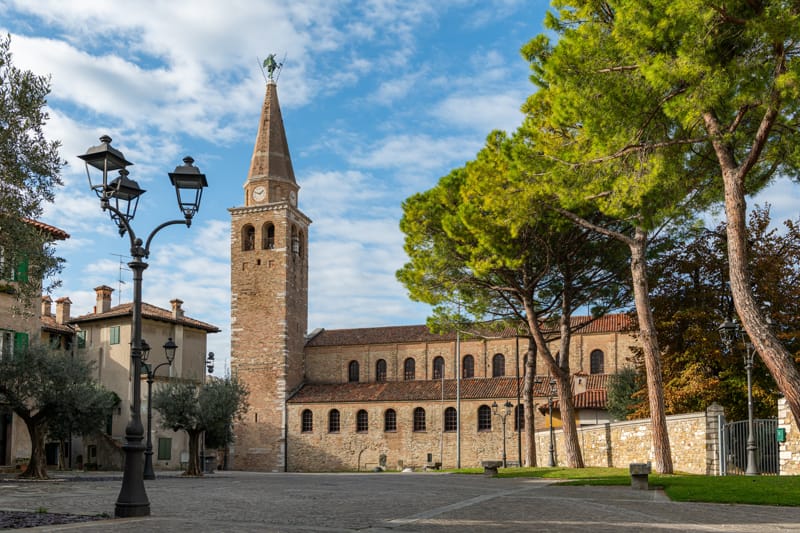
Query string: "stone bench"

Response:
xmin=482 ymin=460 xmax=503 ymax=477
xmin=629 ymin=462 xmax=651 ymax=490
xmin=424 ymin=461 xmax=442 ymax=471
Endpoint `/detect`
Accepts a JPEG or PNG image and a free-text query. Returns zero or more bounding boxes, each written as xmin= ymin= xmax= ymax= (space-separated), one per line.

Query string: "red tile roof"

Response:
xmin=23 ymin=218 xmax=70 ymax=240
xmin=539 ymin=385 xmax=609 ymax=412
xmin=69 ymin=302 xmax=220 ymax=333
xmin=306 ymin=314 xmax=634 ymax=348
xmin=289 ymin=375 xmax=593 ymax=404
xmin=40 ymin=315 xmax=75 ymax=335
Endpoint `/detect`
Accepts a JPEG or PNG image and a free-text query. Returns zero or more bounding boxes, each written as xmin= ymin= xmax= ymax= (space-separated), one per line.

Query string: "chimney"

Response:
xmin=170 ymin=298 xmax=184 ymax=319
xmin=55 ymin=297 xmax=72 ymax=325
xmin=94 ymin=285 xmax=114 ymax=314
xmin=41 ymin=295 xmax=52 ymax=317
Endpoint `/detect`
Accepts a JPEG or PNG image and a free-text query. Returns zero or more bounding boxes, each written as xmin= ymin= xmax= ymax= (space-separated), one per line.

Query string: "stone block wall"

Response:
xmin=778 ymin=398 xmax=800 ymax=475
xmin=534 ymin=404 xmax=724 ymax=474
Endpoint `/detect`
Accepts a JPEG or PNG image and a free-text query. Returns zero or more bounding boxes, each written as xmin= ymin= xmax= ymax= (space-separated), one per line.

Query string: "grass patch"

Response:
xmin=448 ymin=466 xmax=800 ymax=506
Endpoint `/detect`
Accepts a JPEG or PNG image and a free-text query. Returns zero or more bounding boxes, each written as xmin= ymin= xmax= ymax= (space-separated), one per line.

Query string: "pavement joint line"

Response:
xmin=386 ymin=484 xmax=544 ymax=525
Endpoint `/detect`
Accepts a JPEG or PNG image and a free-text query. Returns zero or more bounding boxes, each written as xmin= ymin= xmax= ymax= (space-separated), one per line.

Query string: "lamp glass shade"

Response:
xmin=163 ymin=337 xmax=178 ymax=364
xmin=140 ymin=339 xmax=151 ymax=362
xmin=168 ymin=156 xmax=207 ymax=219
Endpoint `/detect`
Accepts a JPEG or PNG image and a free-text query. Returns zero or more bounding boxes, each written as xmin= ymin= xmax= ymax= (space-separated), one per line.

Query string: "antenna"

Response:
xmin=110 ymin=253 xmax=130 ymax=304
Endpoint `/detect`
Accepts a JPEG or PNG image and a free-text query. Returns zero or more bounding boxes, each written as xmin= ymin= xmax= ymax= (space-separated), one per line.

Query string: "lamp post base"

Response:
xmin=115 ymin=427 xmax=150 ymax=518
xmin=143 ymin=449 xmax=156 ymax=480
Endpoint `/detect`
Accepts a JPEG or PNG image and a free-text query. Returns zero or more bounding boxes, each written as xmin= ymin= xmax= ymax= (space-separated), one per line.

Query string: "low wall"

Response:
xmin=534 ymin=403 xmax=725 ymax=474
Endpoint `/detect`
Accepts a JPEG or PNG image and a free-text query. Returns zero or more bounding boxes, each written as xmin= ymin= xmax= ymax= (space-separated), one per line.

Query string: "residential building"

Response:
xmin=69 ymin=286 xmax=220 ymax=470
xmin=0 ymin=219 xmax=69 ymax=468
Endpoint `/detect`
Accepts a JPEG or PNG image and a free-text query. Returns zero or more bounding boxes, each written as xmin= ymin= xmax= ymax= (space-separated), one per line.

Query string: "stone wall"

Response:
xmin=533 ymin=404 xmax=724 ymax=474
xmin=777 ymin=398 xmax=800 ymax=475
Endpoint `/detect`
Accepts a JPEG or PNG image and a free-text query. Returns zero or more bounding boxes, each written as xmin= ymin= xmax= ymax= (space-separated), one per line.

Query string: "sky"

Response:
xmin=3 ymin=1 xmax=799 ymax=376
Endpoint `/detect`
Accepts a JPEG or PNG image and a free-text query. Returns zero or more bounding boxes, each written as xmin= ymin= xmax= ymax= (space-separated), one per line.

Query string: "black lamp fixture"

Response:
xmin=169 ymin=156 xmax=208 ymax=223
xmin=206 ymin=352 xmax=215 ymax=374
xmin=80 ymin=136 xmax=207 ymax=518
xmin=163 ymin=337 xmax=178 ymax=364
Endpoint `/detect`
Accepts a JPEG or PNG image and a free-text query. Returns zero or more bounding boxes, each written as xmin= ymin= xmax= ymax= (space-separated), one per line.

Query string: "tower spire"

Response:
xmin=247 ymin=81 xmax=295 ymax=185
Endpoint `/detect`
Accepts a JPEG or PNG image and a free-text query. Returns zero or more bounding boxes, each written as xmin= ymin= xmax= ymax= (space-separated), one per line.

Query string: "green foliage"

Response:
xmin=0 ymin=34 xmax=65 ymax=307
xmin=153 ymin=375 xmax=249 ymax=442
xmin=606 ymin=367 xmax=643 ymax=421
xmin=200 ymin=375 xmax=249 ymax=449
xmin=0 ymin=343 xmax=116 ymax=478
xmin=645 ymin=205 xmax=800 ymax=420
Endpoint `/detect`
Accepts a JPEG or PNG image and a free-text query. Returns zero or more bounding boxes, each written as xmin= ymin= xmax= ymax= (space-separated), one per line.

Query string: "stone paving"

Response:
xmin=0 ymin=470 xmax=799 ymax=531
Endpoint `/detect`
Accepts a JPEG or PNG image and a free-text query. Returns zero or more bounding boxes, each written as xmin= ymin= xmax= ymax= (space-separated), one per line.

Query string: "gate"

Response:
xmin=719 ymin=418 xmax=779 ymax=475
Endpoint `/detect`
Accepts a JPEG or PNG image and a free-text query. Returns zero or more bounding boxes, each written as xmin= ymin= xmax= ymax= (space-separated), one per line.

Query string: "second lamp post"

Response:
xmin=142 ymin=338 xmax=178 ymax=480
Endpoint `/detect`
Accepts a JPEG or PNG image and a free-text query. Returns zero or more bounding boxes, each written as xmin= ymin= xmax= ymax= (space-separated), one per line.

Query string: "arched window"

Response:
xmin=356 ymin=409 xmax=369 ymax=433
xmin=301 ymin=409 xmax=313 ymax=432
xmin=384 ymin=409 xmax=397 ymax=432
xmin=375 ymin=359 xmax=387 ymax=382
xmin=433 ymin=356 xmax=444 ymax=380
xmin=590 ymin=349 xmax=605 ymax=374
xmin=298 ymin=230 xmax=305 ymax=258
xmin=348 ymin=360 xmax=359 ymax=383
xmin=477 ymin=405 xmax=492 ymax=431
xmin=413 ymin=407 xmax=426 ymax=431
xmin=242 ymin=225 xmax=255 ymax=251
xmin=262 ymin=223 xmax=275 ymax=249
xmin=462 ymin=354 xmax=474 ymax=378
xmin=492 ymin=353 xmax=505 ymax=377
xmin=291 ymin=225 xmax=299 ymax=254
xmin=328 ymin=409 xmax=340 ymax=433
xmin=444 ymin=407 xmax=457 ymax=432
xmin=404 ymin=358 xmax=416 ymax=381
xmin=514 ymin=404 xmax=524 ymax=431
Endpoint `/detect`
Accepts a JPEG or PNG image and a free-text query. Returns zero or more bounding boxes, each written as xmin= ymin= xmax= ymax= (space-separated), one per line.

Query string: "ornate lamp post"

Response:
xmin=492 ymin=400 xmax=513 ymax=468
xmin=142 ymin=338 xmax=178 ymax=480
xmin=546 ymin=378 xmax=557 ymax=467
xmin=718 ymin=316 xmax=760 ymax=476
xmin=80 ymin=136 xmax=207 ymax=517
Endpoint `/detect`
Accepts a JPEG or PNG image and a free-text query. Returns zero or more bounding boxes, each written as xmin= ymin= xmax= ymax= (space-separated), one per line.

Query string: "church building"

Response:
xmin=229 ymin=80 xmax=636 ymax=472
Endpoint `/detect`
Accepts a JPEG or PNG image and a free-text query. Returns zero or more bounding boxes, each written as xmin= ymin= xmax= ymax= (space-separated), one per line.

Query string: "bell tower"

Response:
xmin=229 ymin=79 xmax=310 ymax=471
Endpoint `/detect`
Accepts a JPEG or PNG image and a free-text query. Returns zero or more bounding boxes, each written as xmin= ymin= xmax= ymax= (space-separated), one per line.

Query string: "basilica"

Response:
xmin=229 ymin=80 xmax=636 ymax=472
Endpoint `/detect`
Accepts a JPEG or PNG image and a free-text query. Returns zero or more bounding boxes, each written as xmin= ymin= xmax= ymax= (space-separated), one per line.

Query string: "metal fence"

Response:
xmin=720 ymin=418 xmax=779 ymax=475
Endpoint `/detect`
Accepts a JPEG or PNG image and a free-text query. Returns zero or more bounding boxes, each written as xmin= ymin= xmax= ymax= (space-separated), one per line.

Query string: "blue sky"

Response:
xmin=2 ymin=1 xmax=552 ymax=374
xmin=3 ymin=1 xmax=798 ymax=375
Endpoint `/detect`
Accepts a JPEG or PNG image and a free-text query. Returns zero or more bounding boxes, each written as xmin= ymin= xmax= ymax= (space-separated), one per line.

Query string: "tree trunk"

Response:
xmin=184 ymin=429 xmax=203 ymax=476
xmin=523 ymin=298 xmax=584 ymax=468
xmin=19 ymin=418 xmax=48 ymax=479
xmin=557 ymin=313 xmax=584 ymax=468
xmin=721 ymin=161 xmax=800 ymax=426
xmin=630 ymin=227 xmax=673 ymax=473
xmin=522 ymin=339 xmax=536 ymax=467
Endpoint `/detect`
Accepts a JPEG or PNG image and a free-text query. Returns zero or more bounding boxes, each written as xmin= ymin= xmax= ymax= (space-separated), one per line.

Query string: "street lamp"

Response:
xmin=80 ymin=136 xmax=207 ymax=517
xmin=492 ymin=400 xmax=513 ymax=468
xmin=718 ymin=316 xmax=760 ymax=476
xmin=142 ymin=338 xmax=178 ymax=480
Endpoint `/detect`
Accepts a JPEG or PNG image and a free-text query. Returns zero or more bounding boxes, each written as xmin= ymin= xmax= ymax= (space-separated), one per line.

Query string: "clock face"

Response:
xmin=289 ymin=190 xmax=297 ymax=206
xmin=252 ymin=185 xmax=266 ymax=202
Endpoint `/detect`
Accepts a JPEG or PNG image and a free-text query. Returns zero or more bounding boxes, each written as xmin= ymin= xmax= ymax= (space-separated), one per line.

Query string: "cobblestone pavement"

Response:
xmin=0 ymin=471 xmax=799 ymax=532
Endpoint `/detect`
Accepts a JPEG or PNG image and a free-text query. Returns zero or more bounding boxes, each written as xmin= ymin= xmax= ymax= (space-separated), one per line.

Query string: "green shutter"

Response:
xmin=157 ymin=438 xmax=172 ymax=460
xmin=14 ymin=332 xmax=28 ymax=353
xmin=14 ymin=258 xmax=28 ymax=283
